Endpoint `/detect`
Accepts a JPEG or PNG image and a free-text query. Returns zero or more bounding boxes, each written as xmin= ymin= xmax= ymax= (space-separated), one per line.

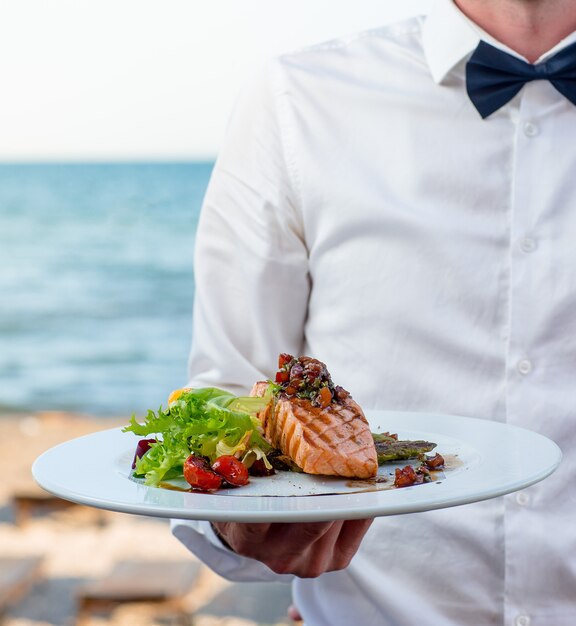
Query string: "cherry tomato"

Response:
xmin=183 ymin=455 xmax=222 ymax=491
xmin=212 ymin=455 xmax=250 ymax=486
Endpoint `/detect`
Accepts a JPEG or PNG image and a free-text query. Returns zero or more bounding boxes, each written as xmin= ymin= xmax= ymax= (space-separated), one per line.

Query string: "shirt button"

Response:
xmin=515 ymin=615 xmax=531 ymax=626
xmin=519 ymin=237 xmax=537 ymax=253
xmin=517 ymin=359 xmax=532 ymax=375
xmin=516 ymin=491 xmax=530 ymax=506
xmin=523 ymin=121 xmax=539 ymax=137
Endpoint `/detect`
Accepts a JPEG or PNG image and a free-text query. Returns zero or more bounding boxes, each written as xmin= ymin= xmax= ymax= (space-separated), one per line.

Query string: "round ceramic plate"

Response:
xmin=32 ymin=411 xmax=561 ymax=522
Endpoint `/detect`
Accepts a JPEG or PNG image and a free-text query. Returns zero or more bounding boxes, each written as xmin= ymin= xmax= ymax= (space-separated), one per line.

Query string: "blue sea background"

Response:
xmin=0 ymin=162 xmax=213 ymax=418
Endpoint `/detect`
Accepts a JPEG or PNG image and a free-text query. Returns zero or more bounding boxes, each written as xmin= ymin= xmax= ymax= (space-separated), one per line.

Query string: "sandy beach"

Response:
xmin=0 ymin=412 xmax=293 ymax=626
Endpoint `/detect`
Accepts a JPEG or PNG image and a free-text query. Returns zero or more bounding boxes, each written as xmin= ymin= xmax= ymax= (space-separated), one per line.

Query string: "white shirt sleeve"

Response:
xmin=171 ymin=519 xmax=294 ymax=583
xmin=171 ymin=62 xmax=308 ymax=580
xmin=186 ymin=59 xmax=310 ymax=394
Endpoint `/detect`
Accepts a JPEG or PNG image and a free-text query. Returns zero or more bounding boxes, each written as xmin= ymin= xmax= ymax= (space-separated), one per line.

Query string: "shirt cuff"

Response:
xmin=171 ymin=518 xmax=294 ymax=583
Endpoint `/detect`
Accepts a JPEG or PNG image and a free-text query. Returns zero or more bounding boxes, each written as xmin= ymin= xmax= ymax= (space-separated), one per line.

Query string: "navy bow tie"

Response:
xmin=466 ymin=40 xmax=576 ymax=118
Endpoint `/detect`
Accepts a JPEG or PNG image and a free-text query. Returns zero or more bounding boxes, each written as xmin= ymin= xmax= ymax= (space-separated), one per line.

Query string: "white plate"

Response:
xmin=32 ymin=411 xmax=561 ymax=522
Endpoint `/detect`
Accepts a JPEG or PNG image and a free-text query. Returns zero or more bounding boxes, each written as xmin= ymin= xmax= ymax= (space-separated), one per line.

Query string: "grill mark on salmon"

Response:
xmin=250 ymin=381 xmax=377 ymax=479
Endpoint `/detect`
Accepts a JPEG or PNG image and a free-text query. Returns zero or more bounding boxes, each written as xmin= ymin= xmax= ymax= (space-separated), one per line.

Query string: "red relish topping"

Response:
xmin=273 ymin=354 xmax=349 ymax=408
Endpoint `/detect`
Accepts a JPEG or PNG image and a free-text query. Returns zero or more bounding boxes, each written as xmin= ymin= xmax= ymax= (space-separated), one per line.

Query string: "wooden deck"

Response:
xmin=75 ymin=559 xmax=202 ymax=626
xmin=0 ymin=556 xmax=43 ymax=622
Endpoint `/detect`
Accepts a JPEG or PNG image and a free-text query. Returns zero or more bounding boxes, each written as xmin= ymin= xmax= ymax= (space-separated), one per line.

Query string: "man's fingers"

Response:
xmin=213 ymin=522 xmax=272 ymax=554
xmin=247 ymin=522 xmax=337 ymax=572
xmin=267 ymin=521 xmax=347 ymax=578
xmin=212 ymin=519 xmax=374 ymax=578
xmin=330 ymin=518 xmax=374 ymax=570
xmin=270 ymin=521 xmax=338 ymax=545
xmin=282 ymin=519 xmax=374 ymax=577
xmin=288 ymin=604 xmax=303 ymax=621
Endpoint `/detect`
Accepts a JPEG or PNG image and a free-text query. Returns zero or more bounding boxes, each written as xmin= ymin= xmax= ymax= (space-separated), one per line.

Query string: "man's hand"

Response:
xmin=212 ymin=519 xmax=373 ymax=578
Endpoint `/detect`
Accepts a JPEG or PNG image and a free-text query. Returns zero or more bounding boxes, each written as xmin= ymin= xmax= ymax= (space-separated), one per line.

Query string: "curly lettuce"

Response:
xmin=123 ymin=386 xmax=272 ymax=486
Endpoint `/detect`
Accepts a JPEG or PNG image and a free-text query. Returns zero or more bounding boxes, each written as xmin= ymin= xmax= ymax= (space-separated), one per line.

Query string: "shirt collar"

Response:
xmin=422 ymin=0 xmax=479 ymax=84
xmin=422 ymin=0 xmax=576 ymax=84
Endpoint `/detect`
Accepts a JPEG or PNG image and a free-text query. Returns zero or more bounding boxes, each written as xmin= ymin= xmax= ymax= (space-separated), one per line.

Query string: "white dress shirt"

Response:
xmin=172 ymin=1 xmax=576 ymax=624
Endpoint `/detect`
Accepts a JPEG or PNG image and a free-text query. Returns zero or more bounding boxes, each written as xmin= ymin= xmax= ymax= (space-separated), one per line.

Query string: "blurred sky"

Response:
xmin=0 ymin=0 xmax=431 ymax=160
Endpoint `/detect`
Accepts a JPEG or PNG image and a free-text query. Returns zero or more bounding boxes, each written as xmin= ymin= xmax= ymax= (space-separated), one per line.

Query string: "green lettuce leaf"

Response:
xmin=123 ymin=386 xmax=272 ymax=486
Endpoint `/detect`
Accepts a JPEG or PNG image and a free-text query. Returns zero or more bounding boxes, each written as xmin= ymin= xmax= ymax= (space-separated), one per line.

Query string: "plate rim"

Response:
xmin=32 ymin=410 xmax=562 ymax=522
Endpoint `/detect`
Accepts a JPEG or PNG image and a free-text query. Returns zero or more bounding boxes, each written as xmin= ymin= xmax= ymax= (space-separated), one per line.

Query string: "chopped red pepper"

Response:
xmin=318 ymin=386 xmax=333 ymax=408
xmin=394 ymin=465 xmax=419 ymax=488
xmin=275 ymin=370 xmax=290 ymax=383
xmin=425 ymin=453 xmax=445 ymax=469
xmin=278 ymin=353 xmax=293 ymax=368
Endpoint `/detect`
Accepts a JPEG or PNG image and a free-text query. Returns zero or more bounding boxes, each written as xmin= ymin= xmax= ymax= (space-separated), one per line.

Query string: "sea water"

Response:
xmin=0 ymin=162 xmax=213 ymax=417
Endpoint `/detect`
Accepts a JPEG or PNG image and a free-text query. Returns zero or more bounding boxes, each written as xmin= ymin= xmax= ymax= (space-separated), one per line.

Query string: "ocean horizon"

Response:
xmin=0 ymin=161 xmax=214 ymax=418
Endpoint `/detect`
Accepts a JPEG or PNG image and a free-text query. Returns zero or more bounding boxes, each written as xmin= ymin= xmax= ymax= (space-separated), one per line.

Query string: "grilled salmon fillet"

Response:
xmin=250 ymin=355 xmax=378 ymax=479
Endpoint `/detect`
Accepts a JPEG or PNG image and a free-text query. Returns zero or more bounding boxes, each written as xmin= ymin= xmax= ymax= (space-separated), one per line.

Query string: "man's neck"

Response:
xmin=454 ymin=0 xmax=576 ymax=62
